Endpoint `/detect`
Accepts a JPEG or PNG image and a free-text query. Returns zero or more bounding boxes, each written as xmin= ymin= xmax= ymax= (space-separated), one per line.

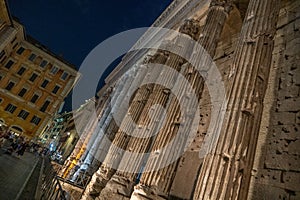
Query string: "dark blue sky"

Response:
xmin=7 ymin=0 xmax=172 ymax=111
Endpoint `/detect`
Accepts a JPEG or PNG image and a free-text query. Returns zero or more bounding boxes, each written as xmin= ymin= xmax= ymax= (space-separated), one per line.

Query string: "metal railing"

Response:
xmin=36 ymin=157 xmax=67 ymax=200
xmin=57 ymin=169 xmax=92 ymax=199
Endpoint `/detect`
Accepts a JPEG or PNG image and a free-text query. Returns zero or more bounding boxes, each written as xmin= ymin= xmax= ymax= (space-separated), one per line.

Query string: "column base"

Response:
xmin=97 ymin=174 xmax=135 ymax=200
xmin=81 ymin=173 xmax=110 ymax=199
xmin=131 ymin=184 xmax=168 ymax=200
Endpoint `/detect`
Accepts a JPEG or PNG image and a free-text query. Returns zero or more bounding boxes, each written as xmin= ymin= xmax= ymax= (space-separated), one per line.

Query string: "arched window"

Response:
xmin=11 ymin=125 xmax=23 ymax=132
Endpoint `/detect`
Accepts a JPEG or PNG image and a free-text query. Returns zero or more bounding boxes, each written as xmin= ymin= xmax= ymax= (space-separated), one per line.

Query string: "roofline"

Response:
xmin=4 ymin=0 xmax=14 ymax=26
xmin=7 ymin=15 xmax=77 ymax=71
xmin=24 ymin=35 xmax=77 ymax=70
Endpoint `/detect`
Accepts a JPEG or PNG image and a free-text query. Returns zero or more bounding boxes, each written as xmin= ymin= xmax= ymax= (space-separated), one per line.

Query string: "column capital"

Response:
xmin=210 ymin=0 xmax=234 ymax=14
xmin=142 ymin=54 xmax=153 ymax=64
xmin=179 ymin=18 xmax=201 ymax=40
xmin=148 ymin=50 xmax=169 ymax=64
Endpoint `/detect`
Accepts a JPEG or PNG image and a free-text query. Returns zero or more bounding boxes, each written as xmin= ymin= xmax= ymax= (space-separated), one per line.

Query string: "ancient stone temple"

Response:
xmin=60 ymin=0 xmax=300 ymax=199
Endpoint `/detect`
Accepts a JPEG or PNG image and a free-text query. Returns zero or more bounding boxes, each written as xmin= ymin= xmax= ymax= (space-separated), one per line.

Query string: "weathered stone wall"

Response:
xmin=60 ymin=181 xmax=84 ymax=199
xmin=248 ymin=1 xmax=300 ymax=199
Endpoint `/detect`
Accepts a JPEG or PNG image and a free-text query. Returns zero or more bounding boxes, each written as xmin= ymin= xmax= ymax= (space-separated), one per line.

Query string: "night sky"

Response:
xmin=7 ymin=0 xmax=172 ymax=111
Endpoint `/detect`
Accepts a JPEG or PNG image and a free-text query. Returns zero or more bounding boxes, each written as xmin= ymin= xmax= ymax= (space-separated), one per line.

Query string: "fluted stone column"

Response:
xmin=129 ymin=1 xmax=233 ymax=199
xmin=68 ymin=69 xmax=137 ymax=182
xmin=95 ymin=18 xmax=202 ymax=200
xmin=81 ymin=50 xmax=169 ymax=200
xmin=193 ymin=0 xmax=281 ymax=199
xmin=79 ymin=73 xmax=136 ymax=174
xmin=76 ymin=74 xmax=132 ymax=175
xmin=89 ymin=50 xmax=171 ymax=174
xmin=60 ymin=91 xmax=112 ymax=178
xmin=87 ymin=66 xmax=141 ymax=165
xmin=62 ymin=113 xmax=99 ymax=179
xmin=76 ymin=65 xmax=144 ymax=176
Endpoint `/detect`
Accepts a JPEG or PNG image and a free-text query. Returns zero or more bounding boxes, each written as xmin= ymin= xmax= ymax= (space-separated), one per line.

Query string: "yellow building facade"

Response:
xmin=0 ymin=0 xmax=80 ymax=139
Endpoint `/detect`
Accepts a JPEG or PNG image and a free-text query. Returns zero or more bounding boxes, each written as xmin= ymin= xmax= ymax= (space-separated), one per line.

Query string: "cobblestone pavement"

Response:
xmin=0 ymin=149 xmax=39 ymax=200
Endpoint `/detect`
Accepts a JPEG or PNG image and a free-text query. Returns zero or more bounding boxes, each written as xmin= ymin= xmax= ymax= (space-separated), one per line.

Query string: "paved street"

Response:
xmin=0 ymin=149 xmax=39 ymax=200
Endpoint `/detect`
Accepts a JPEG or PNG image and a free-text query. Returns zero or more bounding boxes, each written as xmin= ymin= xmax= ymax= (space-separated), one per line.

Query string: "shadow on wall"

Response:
xmin=249 ymin=1 xmax=300 ymax=199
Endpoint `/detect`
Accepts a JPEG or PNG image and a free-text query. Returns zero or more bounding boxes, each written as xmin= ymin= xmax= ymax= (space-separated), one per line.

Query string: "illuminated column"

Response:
xmin=97 ymin=38 xmax=189 ymax=199
xmin=81 ymin=48 xmax=169 ymax=199
xmin=76 ymin=66 xmax=140 ymax=175
xmin=60 ymin=94 xmax=111 ymax=178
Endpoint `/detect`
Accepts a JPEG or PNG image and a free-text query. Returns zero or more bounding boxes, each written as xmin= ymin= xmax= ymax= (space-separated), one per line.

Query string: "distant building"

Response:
xmin=40 ymin=111 xmax=76 ymax=163
xmin=40 ymin=112 xmax=73 ymax=151
xmin=0 ymin=0 xmax=80 ymax=139
xmin=40 ymin=98 xmax=96 ymax=164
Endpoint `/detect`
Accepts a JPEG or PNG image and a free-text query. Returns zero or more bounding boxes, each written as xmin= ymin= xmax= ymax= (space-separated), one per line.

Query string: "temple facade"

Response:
xmin=60 ymin=0 xmax=300 ymax=199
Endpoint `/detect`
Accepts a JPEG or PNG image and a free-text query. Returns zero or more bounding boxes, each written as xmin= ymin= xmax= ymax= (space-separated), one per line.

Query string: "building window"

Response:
xmin=28 ymin=53 xmax=36 ymax=61
xmin=0 ymin=50 xmax=5 ymax=60
xmin=29 ymin=73 xmax=38 ymax=82
xmin=0 ymin=70 xmax=6 ymax=81
xmin=41 ymin=80 xmax=49 ymax=88
xmin=40 ymin=60 xmax=48 ymax=68
xmin=5 ymin=81 xmax=15 ymax=91
xmin=18 ymin=88 xmax=27 ymax=97
xmin=71 ymin=137 xmax=77 ymax=145
xmin=30 ymin=94 xmax=39 ymax=103
xmin=40 ymin=100 xmax=50 ymax=112
xmin=50 ymin=66 xmax=59 ymax=74
xmin=16 ymin=47 xmax=25 ymax=55
xmin=5 ymin=104 xmax=17 ymax=113
xmin=18 ymin=110 xmax=29 ymax=120
xmin=17 ymin=66 xmax=26 ymax=75
xmin=52 ymin=85 xmax=60 ymax=94
xmin=5 ymin=60 xmax=14 ymax=69
xmin=61 ymin=71 xmax=69 ymax=80
xmin=11 ymin=37 xmax=17 ymax=44
xmin=31 ymin=116 xmax=41 ymax=125
xmin=1 ymin=56 xmax=7 ymax=64
xmin=12 ymin=43 xmax=18 ymax=49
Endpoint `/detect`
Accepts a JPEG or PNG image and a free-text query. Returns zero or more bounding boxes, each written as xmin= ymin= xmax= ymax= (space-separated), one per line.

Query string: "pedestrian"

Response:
xmin=16 ymin=142 xmax=27 ymax=157
xmin=0 ymin=135 xmax=6 ymax=148
xmin=37 ymin=146 xmax=43 ymax=156
xmin=29 ymin=145 xmax=34 ymax=153
xmin=11 ymin=138 xmax=19 ymax=151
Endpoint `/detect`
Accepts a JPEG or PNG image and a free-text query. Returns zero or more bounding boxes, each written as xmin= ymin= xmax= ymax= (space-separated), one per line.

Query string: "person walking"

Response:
xmin=16 ymin=142 xmax=27 ymax=157
xmin=0 ymin=134 xmax=6 ymax=148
